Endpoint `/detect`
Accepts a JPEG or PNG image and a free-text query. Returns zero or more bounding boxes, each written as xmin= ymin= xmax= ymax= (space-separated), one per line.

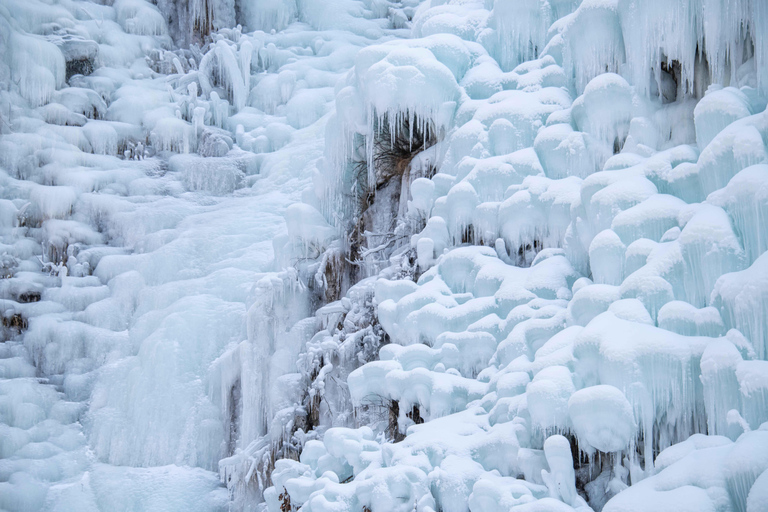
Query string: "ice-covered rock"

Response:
xmin=568 ymin=385 xmax=635 ymax=453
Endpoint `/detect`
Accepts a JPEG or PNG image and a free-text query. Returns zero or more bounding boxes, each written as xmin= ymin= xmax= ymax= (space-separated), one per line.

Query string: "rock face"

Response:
xmin=56 ymin=37 xmax=100 ymax=80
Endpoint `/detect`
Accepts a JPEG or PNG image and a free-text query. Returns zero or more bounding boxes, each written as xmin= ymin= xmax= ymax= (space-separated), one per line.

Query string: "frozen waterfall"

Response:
xmin=1 ymin=0 xmax=768 ymax=511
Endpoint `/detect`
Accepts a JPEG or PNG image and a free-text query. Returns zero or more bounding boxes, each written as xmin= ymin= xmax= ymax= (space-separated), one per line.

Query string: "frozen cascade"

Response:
xmin=2 ymin=0 xmax=768 ymax=512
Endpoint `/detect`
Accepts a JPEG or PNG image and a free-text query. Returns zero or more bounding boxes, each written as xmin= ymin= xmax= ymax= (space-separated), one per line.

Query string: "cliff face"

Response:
xmin=1 ymin=1 xmax=768 ymax=512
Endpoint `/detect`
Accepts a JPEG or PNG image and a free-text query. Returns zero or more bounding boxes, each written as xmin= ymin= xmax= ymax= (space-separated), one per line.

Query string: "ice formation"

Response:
xmin=1 ymin=0 xmax=768 ymax=511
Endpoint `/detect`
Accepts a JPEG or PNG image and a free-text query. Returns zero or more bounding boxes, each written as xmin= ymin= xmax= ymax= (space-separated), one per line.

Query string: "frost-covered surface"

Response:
xmin=1 ymin=0 xmax=768 ymax=511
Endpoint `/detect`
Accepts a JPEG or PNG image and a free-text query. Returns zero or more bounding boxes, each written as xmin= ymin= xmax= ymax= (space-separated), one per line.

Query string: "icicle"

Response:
xmin=239 ymin=40 xmax=253 ymax=89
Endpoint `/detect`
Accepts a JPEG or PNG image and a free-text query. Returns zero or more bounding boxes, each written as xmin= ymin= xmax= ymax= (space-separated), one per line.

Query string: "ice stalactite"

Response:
xmin=198 ymin=39 xmax=248 ymax=113
xmin=6 ymin=33 xmax=66 ymax=108
xmin=485 ymin=0 xmax=552 ymax=72
xmin=238 ymin=0 xmax=297 ymax=33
